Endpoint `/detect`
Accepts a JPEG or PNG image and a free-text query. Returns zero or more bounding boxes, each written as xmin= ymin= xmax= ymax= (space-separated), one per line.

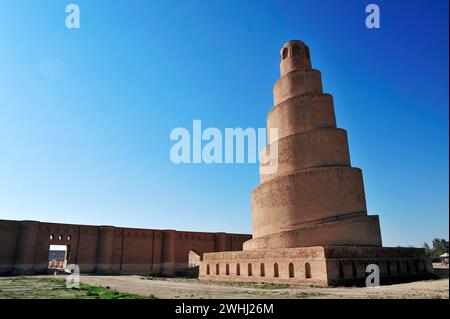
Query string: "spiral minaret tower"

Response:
xmin=200 ymin=40 xmax=432 ymax=286
xmin=244 ymin=40 xmax=382 ymax=250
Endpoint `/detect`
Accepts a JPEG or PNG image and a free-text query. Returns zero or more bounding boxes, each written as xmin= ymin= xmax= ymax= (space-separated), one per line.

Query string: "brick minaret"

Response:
xmin=199 ymin=40 xmax=432 ymax=286
xmin=244 ymin=40 xmax=382 ymax=250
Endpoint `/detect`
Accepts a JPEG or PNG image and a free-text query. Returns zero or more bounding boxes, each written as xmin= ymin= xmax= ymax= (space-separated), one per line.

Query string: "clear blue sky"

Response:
xmin=0 ymin=0 xmax=448 ymax=247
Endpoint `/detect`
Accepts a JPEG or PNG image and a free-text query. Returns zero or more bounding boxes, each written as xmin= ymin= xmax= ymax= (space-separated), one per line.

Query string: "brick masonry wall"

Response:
xmin=0 ymin=219 xmax=251 ymax=276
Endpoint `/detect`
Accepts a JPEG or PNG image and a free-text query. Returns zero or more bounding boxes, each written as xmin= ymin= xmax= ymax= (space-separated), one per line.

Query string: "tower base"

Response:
xmin=199 ymin=246 xmax=433 ymax=287
xmin=244 ymin=214 xmax=382 ymax=250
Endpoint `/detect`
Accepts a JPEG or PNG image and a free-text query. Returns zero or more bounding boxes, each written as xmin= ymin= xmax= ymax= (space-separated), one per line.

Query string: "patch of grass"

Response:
xmin=257 ymin=283 xmax=290 ymax=289
xmin=0 ymin=276 xmax=153 ymax=299
xmin=11 ymin=276 xmax=26 ymax=283
xmin=64 ymin=284 xmax=147 ymax=299
xmin=308 ymin=285 xmax=324 ymax=288
xmin=41 ymin=277 xmax=65 ymax=285
xmin=295 ymin=292 xmax=327 ymax=298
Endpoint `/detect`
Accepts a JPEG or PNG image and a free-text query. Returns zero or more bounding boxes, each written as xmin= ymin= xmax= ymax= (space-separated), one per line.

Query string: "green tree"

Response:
xmin=423 ymin=238 xmax=449 ymax=261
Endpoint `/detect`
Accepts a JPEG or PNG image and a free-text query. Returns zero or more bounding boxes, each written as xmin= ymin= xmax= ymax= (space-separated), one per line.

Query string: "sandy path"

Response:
xmin=78 ymin=276 xmax=449 ymax=299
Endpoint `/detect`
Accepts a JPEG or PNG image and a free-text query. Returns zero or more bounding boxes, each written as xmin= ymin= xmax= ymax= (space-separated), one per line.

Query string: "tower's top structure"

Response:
xmin=280 ymin=39 xmax=312 ymax=76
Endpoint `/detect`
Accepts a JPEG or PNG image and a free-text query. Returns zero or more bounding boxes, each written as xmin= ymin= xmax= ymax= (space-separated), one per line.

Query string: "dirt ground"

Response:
xmin=0 ymin=275 xmax=447 ymax=299
xmin=77 ymin=275 xmax=449 ymax=299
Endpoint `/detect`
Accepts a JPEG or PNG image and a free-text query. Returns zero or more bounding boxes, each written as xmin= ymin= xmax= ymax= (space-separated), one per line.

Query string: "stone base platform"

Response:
xmin=199 ymin=246 xmax=434 ymax=287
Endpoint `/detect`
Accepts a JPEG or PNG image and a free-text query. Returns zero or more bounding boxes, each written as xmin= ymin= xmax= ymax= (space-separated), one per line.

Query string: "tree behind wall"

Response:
xmin=423 ymin=238 xmax=449 ymax=261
